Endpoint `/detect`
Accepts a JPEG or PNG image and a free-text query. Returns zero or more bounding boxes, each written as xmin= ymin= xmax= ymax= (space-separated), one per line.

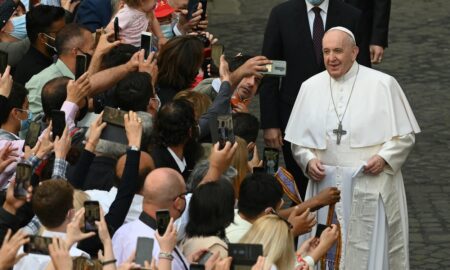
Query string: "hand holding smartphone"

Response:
xmin=211 ymin=44 xmax=224 ymax=68
xmin=263 ymin=147 xmax=280 ymax=175
xmin=260 ymin=60 xmax=287 ymax=77
xmin=156 ymin=209 xmax=171 ymax=235
xmin=51 ymin=110 xmax=66 ymax=141
xmin=228 ymin=243 xmax=263 ymax=269
xmin=14 ymin=162 xmax=32 ymax=198
xmin=84 ymin=200 xmax=100 ymax=232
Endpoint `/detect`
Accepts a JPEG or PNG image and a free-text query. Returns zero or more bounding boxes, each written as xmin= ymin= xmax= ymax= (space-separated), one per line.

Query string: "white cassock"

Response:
xmin=285 ymin=62 xmax=420 ymax=270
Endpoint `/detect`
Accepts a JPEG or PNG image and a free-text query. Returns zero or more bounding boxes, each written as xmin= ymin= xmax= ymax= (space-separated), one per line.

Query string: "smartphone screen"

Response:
xmin=228 ymin=243 xmax=262 ymax=269
xmin=51 ymin=110 xmax=65 ymax=141
xmin=14 ymin=163 xmax=32 ymax=198
xmin=24 ymin=236 xmax=52 ymax=255
xmin=263 ymin=148 xmax=280 ymax=175
xmin=135 ymin=237 xmax=154 ymax=266
xmin=141 ymin=32 xmax=152 ymax=59
xmin=260 ymin=60 xmax=287 ymax=77
xmin=187 ymin=0 xmax=200 ymax=20
xmin=156 ymin=209 xmax=171 ymax=236
xmin=217 ymin=114 xmax=235 ymax=150
xmin=198 ymin=251 xmax=213 ymax=265
xmin=25 ymin=122 xmax=41 ymax=148
xmin=75 ymin=54 xmax=87 ymax=80
xmin=0 ymin=50 xmax=8 ymax=74
xmin=114 ymin=17 xmax=120 ymax=41
xmin=199 ymin=0 xmax=207 ymax=20
xmin=100 ymin=106 xmax=128 ymax=144
xmin=211 ymin=44 xmax=224 ymax=67
xmin=84 ymin=201 xmax=100 ymax=232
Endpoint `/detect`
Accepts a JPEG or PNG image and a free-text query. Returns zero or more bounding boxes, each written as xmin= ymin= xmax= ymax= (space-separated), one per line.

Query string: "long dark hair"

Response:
xmin=156 ymin=36 xmax=204 ymax=91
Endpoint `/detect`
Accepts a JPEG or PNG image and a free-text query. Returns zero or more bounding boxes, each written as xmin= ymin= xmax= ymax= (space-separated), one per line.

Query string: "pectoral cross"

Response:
xmin=333 ymin=122 xmax=347 ymax=145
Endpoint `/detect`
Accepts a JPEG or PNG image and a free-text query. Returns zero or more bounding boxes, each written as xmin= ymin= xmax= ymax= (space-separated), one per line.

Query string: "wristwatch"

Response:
xmin=127 ymin=145 xmax=139 ymax=151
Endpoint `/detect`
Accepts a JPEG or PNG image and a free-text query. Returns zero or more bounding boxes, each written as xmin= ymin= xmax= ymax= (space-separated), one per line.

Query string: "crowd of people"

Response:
xmin=0 ymin=0 xmax=420 ymax=269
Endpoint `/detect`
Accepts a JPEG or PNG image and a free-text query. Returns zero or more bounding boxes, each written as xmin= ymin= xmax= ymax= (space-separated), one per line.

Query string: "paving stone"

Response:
xmin=207 ymin=0 xmax=450 ymax=267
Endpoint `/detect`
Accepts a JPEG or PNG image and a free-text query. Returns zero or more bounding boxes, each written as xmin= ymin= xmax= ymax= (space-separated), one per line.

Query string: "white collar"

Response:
xmin=305 ymin=0 xmax=329 ymax=13
xmin=167 ymin=147 xmax=186 ymax=172
xmin=211 ymin=78 xmax=222 ymax=93
xmin=42 ymin=230 xmax=66 ymax=238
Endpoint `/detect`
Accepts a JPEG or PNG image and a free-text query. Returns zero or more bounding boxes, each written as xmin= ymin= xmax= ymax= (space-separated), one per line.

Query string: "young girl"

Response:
xmin=107 ymin=0 xmax=166 ymax=47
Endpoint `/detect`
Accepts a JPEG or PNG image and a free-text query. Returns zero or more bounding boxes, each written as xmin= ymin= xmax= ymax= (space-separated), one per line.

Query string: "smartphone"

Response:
xmin=84 ymin=201 xmax=100 ymax=232
xmin=100 ymin=107 xmax=128 ymax=145
xmin=190 ymin=265 xmax=205 ymax=270
xmin=140 ymin=32 xmax=158 ymax=59
xmin=228 ymin=243 xmax=263 ymax=269
xmin=156 ymin=209 xmax=171 ymax=236
xmin=114 ymin=17 xmax=120 ymax=41
xmin=260 ymin=60 xmax=287 ymax=77
xmin=263 ymin=147 xmax=280 ymax=175
xmin=135 ymin=237 xmax=154 ymax=266
xmin=51 ymin=110 xmax=65 ymax=140
xmin=211 ymin=44 xmax=224 ymax=67
xmin=198 ymin=251 xmax=213 ymax=265
xmin=25 ymin=121 xmax=41 ymax=148
xmin=0 ymin=50 xmax=7 ymax=74
xmin=23 ymin=236 xmax=52 ymax=255
xmin=14 ymin=162 xmax=32 ymax=198
xmin=217 ymin=114 xmax=235 ymax=150
xmin=315 ymin=224 xmax=329 ymax=238
xmin=187 ymin=0 xmax=200 ymax=20
xmin=199 ymin=0 xmax=207 ymax=20
xmin=75 ymin=54 xmax=87 ymax=80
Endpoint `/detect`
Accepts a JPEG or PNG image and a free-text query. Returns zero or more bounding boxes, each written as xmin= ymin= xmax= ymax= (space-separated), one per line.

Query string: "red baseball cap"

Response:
xmin=155 ymin=0 xmax=175 ymax=18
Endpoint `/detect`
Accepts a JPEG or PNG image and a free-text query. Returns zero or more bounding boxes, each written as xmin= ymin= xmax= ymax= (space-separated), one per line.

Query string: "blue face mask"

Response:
xmin=160 ymin=24 xmax=174 ymax=39
xmin=20 ymin=111 xmax=33 ymax=132
xmin=307 ymin=0 xmax=324 ymax=6
xmin=8 ymin=15 xmax=27 ymax=40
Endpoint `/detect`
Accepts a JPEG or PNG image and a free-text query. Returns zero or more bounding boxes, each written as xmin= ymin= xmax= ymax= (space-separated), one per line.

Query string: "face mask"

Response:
xmin=160 ymin=24 xmax=174 ymax=39
xmin=42 ymin=33 xmax=57 ymax=55
xmin=20 ymin=111 xmax=33 ymax=132
xmin=7 ymin=15 xmax=27 ymax=40
xmin=307 ymin=0 xmax=324 ymax=6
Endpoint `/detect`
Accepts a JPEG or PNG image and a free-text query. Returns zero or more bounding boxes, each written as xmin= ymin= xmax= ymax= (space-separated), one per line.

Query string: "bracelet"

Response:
xmin=101 ymin=259 xmax=117 ymax=266
xmin=303 ymin=256 xmax=315 ymax=268
xmin=296 ymin=255 xmax=315 ymax=268
xmin=159 ymin=252 xmax=174 ymax=261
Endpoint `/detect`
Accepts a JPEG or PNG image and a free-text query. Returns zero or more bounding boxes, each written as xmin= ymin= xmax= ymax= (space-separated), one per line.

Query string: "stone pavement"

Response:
xmin=207 ymin=0 xmax=450 ymax=268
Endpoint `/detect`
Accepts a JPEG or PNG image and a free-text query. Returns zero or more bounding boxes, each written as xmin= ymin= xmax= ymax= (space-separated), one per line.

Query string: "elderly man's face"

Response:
xmin=322 ymin=30 xmax=359 ymax=79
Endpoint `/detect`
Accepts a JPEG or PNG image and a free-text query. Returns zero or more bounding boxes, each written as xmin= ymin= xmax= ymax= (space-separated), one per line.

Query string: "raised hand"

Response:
xmin=85 ymin=112 xmax=107 ymax=152
xmin=0 ymin=65 xmax=13 ymax=98
xmin=66 ymin=72 xmax=91 ymax=105
xmin=0 ymin=229 xmax=29 ymax=269
xmin=0 ymin=142 xmax=18 ymax=173
xmin=48 ymin=237 xmax=73 ymax=270
xmin=124 ymin=111 xmax=143 ymax=148
xmin=155 ymin=218 xmax=177 ymax=253
xmin=54 ymin=127 xmax=71 ymax=160
xmin=65 ymin=208 xmax=96 ymax=248
xmin=288 ymin=207 xmax=317 ymax=237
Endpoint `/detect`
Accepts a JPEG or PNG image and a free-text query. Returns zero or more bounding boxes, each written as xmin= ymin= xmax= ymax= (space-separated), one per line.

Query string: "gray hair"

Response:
xmin=187 ymin=160 xmax=238 ymax=191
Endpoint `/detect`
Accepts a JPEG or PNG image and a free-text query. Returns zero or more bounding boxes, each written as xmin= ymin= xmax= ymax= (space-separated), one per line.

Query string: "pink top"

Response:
xmin=113 ymin=5 xmax=150 ymax=47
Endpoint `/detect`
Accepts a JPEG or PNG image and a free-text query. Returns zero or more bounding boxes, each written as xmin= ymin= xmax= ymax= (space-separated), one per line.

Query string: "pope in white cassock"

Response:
xmin=285 ymin=27 xmax=420 ymax=270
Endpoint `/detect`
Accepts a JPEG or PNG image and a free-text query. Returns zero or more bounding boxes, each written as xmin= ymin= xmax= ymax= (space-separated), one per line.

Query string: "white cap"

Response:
xmin=327 ymin=26 xmax=356 ymax=43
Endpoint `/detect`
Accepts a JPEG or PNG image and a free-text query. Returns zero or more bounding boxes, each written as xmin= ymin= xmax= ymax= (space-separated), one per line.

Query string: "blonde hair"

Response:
xmin=231 ymin=136 xmax=249 ymax=198
xmin=174 ymin=90 xmax=212 ymax=121
xmin=239 ymin=215 xmax=295 ymax=270
xmin=74 ymin=189 xmax=90 ymax=211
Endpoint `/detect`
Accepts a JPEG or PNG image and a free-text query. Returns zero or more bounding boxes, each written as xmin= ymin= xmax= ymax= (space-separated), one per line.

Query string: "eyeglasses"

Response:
xmin=16 ymin=108 xmax=30 ymax=116
xmin=269 ymin=208 xmax=293 ymax=229
xmin=172 ymin=191 xmax=188 ymax=201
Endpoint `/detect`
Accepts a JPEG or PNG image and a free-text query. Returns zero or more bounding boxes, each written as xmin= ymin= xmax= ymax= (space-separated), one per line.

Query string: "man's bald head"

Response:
xmin=322 ymin=27 xmax=359 ymax=79
xmin=142 ymin=168 xmax=186 ymax=207
xmin=115 ymin=151 xmax=153 ymax=192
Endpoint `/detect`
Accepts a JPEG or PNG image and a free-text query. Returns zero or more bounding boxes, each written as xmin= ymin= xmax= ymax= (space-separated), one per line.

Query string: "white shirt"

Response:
xmin=85 ymin=187 xmax=144 ymax=223
xmin=305 ymin=0 xmax=329 ymax=38
xmin=112 ymin=215 xmax=189 ymax=269
xmin=167 ymin=147 xmax=187 ymax=172
xmin=14 ymin=231 xmax=89 ymax=270
xmin=225 ymin=210 xmax=252 ymax=243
